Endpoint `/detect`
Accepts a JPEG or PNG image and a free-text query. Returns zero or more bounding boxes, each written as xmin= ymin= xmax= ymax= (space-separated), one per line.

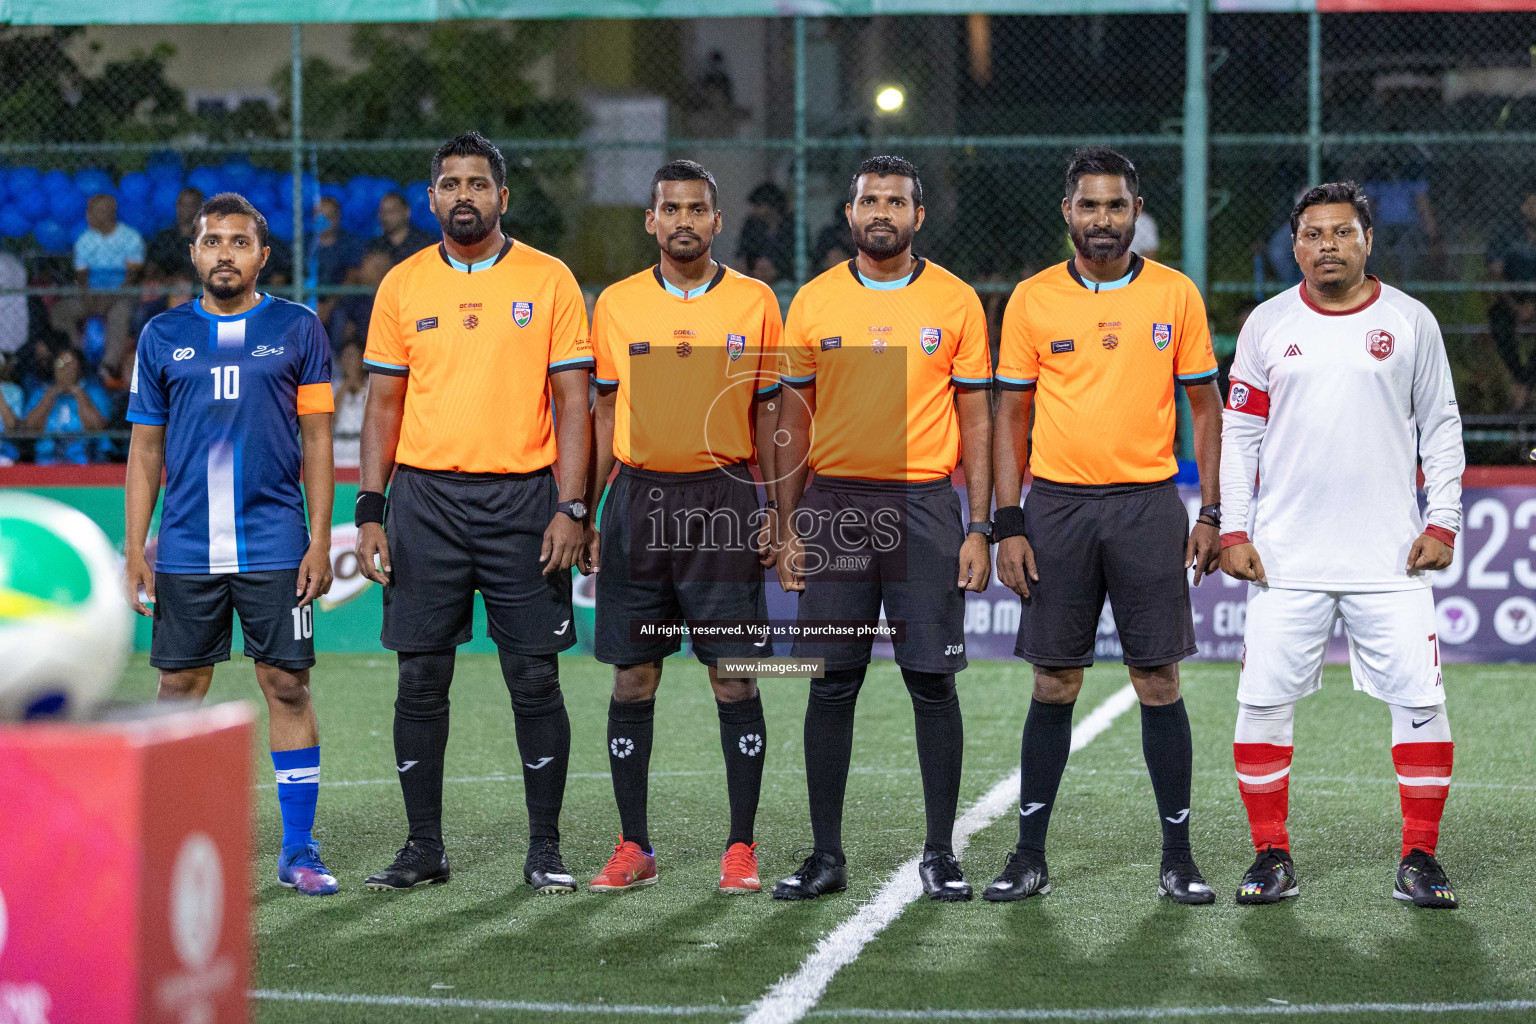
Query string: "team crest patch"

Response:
xmin=676 ymin=341 xmax=693 ymax=358
xmin=1229 ymin=382 xmax=1250 ymax=409
xmin=727 ymin=333 xmax=746 ymax=361
xmin=920 ymin=327 xmax=942 ymax=355
xmin=1153 ymin=322 xmax=1173 ymax=350
xmin=1367 ymin=329 xmax=1394 ymax=361
xmin=512 ymin=302 xmax=533 ymax=329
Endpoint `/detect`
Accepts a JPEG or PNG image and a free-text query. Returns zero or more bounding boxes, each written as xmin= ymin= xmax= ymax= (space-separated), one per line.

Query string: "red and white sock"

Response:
xmin=1389 ymin=703 xmax=1453 ymax=858
xmin=1234 ymin=702 xmax=1296 ymax=852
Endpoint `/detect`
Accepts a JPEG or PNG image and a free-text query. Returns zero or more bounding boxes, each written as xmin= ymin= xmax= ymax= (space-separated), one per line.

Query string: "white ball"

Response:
xmin=0 ymin=492 xmax=131 ymax=720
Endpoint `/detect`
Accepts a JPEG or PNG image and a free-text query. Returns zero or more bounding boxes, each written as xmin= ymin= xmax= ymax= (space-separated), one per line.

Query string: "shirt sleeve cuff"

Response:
xmin=781 ymin=374 xmax=815 ymax=389
xmin=951 ymin=376 xmax=992 ymax=390
xmin=364 ymin=358 xmax=409 ymax=377
xmin=994 ymin=374 xmax=1037 ymax=392
xmin=1177 ymin=369 xmax=1220 ymax=386
xmin=1220 ymin=531 xmax=1251 ymax=549
xmin=1423 ymin=525 xmax=1457 ymax=548
xmin=549 ymin=357 xmax=596 ymax=375
xmin=126 ymin=411 xmax=167 ymax=426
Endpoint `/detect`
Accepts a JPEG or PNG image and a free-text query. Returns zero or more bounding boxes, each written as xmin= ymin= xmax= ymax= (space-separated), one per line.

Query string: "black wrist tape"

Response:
xmin=355 ymin=490 xmax=386 ymax=527
xmin=993 ymin=504 xmax=1026 ymax=541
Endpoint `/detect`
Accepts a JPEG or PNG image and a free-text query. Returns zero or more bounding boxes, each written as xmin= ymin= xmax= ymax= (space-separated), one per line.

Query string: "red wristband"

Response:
xmin=1220 ymin=531 xmax=1251 ymax=550
xmin=1423 ymin=525 xmax=1456 ymax=549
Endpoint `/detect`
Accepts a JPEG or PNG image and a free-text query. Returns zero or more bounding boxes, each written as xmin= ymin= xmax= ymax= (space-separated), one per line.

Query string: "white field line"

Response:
xmin=741 ymin=684 xmax=1141 ymax=1024
xmin=250 ymin=991 xmax=1536 ymax=1020
xmin=807 ymin=1001 xmax=1536 ymax=1020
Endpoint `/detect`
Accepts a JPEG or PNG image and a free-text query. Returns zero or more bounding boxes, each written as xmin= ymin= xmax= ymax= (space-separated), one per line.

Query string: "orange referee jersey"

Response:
xmin=783 ymin=258 xmax=991 ymax=481
xmin=364 ymin=238 xmax=593 ymax=474
xmin=997 ymin=253 xmax=1217 ymax=486
xmin=592 ymin=263 xmax=782 ymax=474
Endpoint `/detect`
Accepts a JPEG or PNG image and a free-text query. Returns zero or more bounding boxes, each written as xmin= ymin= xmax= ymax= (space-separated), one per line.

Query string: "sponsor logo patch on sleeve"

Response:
xmin=416 ymin=317 xmax=438 ymax=332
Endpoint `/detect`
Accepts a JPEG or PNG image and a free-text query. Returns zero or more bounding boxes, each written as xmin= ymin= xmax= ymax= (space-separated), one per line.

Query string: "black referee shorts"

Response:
xmin=594 ymin=463 xmax=768 ymax=667
xmin=790 ymin=476 xmax=967 ymax=674
xmin=1012 ymin=477 xmax=1196 ymax=670
xmin=381 ymin=465 xmax=576 ymax=655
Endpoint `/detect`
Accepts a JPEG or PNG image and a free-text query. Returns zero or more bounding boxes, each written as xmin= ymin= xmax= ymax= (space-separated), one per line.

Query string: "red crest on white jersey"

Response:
xmin=1367 ymin=329 xmax=1394 ymax=360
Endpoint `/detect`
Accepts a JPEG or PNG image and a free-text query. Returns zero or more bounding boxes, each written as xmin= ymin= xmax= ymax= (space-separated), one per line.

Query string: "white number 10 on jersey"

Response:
xmin=210 ymin=365 xmax=240 ymax=400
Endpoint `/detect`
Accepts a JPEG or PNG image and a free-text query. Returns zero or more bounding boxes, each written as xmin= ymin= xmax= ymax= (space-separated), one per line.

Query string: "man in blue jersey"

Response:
xmin=123 ymin=192 xmax=340 ymax=896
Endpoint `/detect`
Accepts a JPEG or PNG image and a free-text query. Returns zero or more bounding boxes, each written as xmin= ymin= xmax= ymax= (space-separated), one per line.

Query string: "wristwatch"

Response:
xmin=1196 ymin=503 xmax=1221 ymax=528
xmin=968 ymin=520 xmax=994 ymax=543
xmin=557 ymin=499 xmax=588 ymax=523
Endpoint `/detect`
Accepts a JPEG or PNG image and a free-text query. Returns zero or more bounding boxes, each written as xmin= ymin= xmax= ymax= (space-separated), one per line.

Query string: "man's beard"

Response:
xmin=853 ymin=220 xmax=914 ymax=261
xmin=439 ymin=203 xmax=496 ymax=245
xmin=203 ymin=267 xmax=246 ymax=300
xmin=1070 ymin=222 xmax=1134 ymax=263
xmin=663 ymin=232 xmax=709 ymax=264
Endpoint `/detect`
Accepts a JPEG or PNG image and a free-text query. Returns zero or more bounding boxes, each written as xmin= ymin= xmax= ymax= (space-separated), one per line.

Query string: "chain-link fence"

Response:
xmin=1 ymin=12 xmax=1534 ymax=464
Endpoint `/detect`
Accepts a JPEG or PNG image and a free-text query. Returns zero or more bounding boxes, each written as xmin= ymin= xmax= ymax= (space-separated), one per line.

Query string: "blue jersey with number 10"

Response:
xmin=128 ymin=294 xmax=334 ymax=574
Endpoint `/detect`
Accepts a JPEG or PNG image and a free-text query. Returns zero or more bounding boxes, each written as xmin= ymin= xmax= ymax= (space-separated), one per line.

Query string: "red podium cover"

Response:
xmin=0 ymin=701 xmax=254 ymax=1024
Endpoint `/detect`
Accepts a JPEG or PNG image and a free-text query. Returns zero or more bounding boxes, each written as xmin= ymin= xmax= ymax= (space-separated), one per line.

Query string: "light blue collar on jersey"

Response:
xmin=440 ymin=237 xmax=513 ymax=273
xmin=654 ymin=262 xmax=727 ymax=299
xmin=857 ymin=269 xmax=913 ymax=290
xmin=445 ymin=251 xmax=500 ymax=273
xmin=1067 ymin=251 xmax=1144 ymax=293
xmin=193 ymin=293 xmax=272 ymax=321
xmin=850 ymin=257 xmax=925 ymax=290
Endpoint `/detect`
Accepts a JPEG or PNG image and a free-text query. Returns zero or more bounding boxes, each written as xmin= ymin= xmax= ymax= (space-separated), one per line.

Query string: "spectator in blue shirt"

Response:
xmin=50 ymin=194 xmax=144 ymax=379
xmin=23 ymin=347 xmax=111 ymax=465
xmin=1487 ymin=188 xmax=1536 ymax=409
xmin=313 ymin=195 xmax=366 ymax=332
xmin=1361 ymin=168 xmax=1442 ymax=282
xmin=0 ymin=357 xmax=24 ymax=464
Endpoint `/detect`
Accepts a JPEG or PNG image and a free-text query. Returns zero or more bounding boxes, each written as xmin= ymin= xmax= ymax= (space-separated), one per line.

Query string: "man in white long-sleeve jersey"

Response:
xmin=1219 ymin=181 xmax=1464 ymax=910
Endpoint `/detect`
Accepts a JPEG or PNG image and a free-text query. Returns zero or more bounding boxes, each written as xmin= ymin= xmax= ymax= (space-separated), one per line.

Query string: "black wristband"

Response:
xmin=355 ymin=490 xmax=386 ymax=527
xmin=993 ymin=504 xmax=1026 ymax=541
xmin=1197 ymin=503 xmax=1221 ymax=529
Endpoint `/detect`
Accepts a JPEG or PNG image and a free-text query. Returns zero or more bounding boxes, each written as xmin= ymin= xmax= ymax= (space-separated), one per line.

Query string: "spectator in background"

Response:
xmin=812 ymin=200 xmax=854 ymax=272
xmin=368 ymin=191 xmax=435 ymax=267
xmin=1361 ymin=167 xmax=1440 ymax=282
xmin=0 ymin=356 xmax=24 ymax=465
xmin=331 ymin=342 xmax=368 ymax=468
xmin=23 ymin=347 xmax=110 ymax=466
xmin=313 ymin=195 xmax=366 ymax=325
xmin=145 ymin=187 xmax=204 ymax=281
xmin=737 ymin=182 xmax=793 ymax=282
xmin=329 ymin=249 xmax=392 ymax=351
xmin=747 ymin=253 xmax=781 ymax=288
xmin=1129 ymin=210 xmax=1160 ymax=261
xmin=0 ymin=249 xmax=27 ymax=359
xmin=132 ymin=268 xmax=196 ymax=343
xmin=52 ymin=194 xmax=143 ymax=377
xmin=1486 ymin=188 xmax=1536 ymax=409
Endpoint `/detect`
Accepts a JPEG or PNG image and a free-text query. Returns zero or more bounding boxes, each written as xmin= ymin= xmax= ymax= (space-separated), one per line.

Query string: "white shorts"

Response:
xmin=1237 ymin=585 xmax=1445 ymax=707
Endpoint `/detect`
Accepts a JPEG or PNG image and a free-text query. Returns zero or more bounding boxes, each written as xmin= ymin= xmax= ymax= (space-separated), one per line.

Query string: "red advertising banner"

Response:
xmin=0 ymin=702 xmax=254 ymax=1024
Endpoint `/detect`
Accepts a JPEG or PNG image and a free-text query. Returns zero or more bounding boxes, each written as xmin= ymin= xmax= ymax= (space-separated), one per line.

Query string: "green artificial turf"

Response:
xmin=113 ymin=657 xmax=1536 ymax=1024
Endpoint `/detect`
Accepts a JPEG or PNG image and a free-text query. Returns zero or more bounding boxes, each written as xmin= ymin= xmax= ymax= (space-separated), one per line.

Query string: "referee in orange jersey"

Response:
xmin=581 ymin=160 xmax=783 ymax=895
xmin=354 ymin=132 xmax=593 ymax=895
xmin=985 ymin=148 xmax=1223 ymax=905
xmin=773 ymin=156 xmax=994 ymax=903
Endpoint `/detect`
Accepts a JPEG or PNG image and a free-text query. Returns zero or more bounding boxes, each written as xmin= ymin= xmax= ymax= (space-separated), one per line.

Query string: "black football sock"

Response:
xmin=501 ymin=650 xmax=570 ymax=845
xmin=805 ymin=667 xmax=865 ymax=860
xmin=393 ymin=649 xmax=456 ymax=848
xmin=902 ymin=668 xmax=963 ymax=855
xmin=608 ymin=696 xmax=656 ymax=852
xmin=717 ymin=695 xmax=767 ymax=848
xmin=1140 ymin=698 xmax=1194 ymax=859
xmin=1017 ymin=698 xmax=1075 ymax=856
